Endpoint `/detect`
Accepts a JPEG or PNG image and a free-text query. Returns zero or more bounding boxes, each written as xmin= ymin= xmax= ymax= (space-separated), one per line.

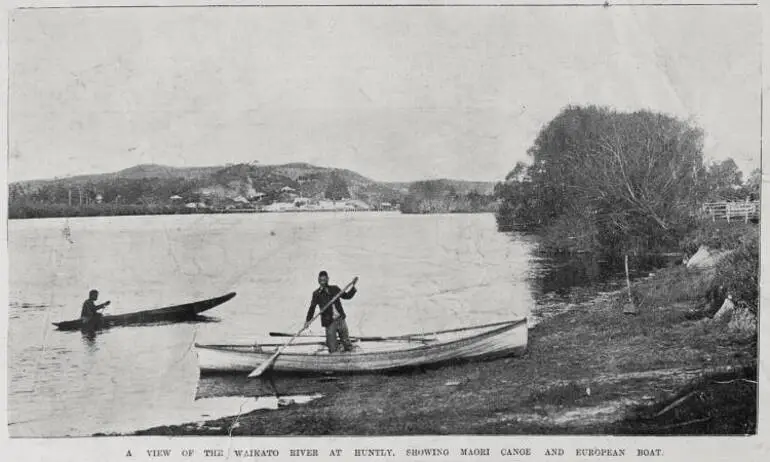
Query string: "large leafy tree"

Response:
xmin=497 ymin=105 xmax=706 ymax=253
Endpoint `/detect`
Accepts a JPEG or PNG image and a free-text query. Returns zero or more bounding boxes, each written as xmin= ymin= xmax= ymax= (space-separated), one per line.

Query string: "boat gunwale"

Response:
xmin=195 ymin=318 xmax=527 ymax=358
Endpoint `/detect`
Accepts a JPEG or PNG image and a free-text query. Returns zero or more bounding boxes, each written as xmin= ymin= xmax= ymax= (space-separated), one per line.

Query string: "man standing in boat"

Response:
xmin=305 ymin=271 xmax=357 ymax=353
xmin=81 ymin=289 xmax=110 ymax=324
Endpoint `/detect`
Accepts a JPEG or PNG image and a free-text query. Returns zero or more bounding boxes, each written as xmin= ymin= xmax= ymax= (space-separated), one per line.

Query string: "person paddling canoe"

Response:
xmin=304 ymin=271 xmax=358 ymax=353
xmin=81 ymin=289 xmax=110 ymax=325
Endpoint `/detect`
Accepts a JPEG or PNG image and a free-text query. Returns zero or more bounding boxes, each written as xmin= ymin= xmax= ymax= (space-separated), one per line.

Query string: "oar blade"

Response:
xmin=248 ymin=347 xmax=285 ymax=377
xmin=248 ymin=357 xmax=274 ymax=378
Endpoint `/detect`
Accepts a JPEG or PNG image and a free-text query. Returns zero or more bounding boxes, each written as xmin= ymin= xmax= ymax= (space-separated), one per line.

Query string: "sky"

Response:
xmin=8 ymin=5 xmax=761 ymax=182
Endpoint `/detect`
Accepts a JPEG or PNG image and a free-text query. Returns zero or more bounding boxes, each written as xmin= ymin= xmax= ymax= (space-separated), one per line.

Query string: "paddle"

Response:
xmin=248 ymin=277 xmax=359 ymax=378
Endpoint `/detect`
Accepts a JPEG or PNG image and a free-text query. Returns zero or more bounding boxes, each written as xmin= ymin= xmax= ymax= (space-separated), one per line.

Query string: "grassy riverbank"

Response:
xmin=126 ymin=265 xmax=756 ymax=436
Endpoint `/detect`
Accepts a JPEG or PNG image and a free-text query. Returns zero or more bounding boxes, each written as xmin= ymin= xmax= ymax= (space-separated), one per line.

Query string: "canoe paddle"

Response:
xmin=248 ymin=276 xmax=359 ymax=378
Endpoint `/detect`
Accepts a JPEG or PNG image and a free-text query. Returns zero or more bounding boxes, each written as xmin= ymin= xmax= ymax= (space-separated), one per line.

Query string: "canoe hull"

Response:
xmin=196 ymin=319 xmax=527 ymax=375
xmin=53 ymin=292 xmax=236 ymax=331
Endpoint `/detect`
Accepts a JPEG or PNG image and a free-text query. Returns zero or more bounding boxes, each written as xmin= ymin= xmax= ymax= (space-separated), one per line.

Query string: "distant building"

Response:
xmin=317 ymin=200 xmax=354 ymax=211
xmin=264 ymin=202 xmax=294 ymax=212
xmin=379 ymin=202 xmax=399 ymax=211
xmin=183 ymin=202 xmax=208 ymax=209
xmin=346 ymin=200 xmax=370 ymax=211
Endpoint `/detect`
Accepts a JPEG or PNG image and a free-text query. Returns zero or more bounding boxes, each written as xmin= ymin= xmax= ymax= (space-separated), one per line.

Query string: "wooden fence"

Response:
xmin=701 ymin=201 xmax=760 ymax=223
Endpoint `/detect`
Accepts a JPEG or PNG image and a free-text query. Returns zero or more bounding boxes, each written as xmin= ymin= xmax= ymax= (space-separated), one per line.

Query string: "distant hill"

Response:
xmin=15 ymin=164 xmax=223 ymax=188
xmin=9 ymin=162 xmax=498 ymax=218
xmin=113 ymin=164 xmax=223 ymax=180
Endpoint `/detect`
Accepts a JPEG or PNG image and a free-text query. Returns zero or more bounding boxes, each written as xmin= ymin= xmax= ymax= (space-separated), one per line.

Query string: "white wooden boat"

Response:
xmin=195 ymin=319 xmax=527 ymax=375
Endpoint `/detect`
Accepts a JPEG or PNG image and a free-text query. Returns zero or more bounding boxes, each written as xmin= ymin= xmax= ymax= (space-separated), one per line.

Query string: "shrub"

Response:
xmin=711 ymin=229 xmax=759 ymax=313
xmin=680 ymin=221 xmax=757 ymax=255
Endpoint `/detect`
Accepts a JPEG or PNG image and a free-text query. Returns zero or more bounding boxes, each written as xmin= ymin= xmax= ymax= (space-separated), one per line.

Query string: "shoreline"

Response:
xmin=7 ymin=209 xmax=496 ymax=220
xmin=118 ymin=266 xmax=757 ymax=436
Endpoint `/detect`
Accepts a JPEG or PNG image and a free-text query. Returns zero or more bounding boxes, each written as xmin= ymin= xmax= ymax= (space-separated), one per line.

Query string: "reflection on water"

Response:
xmin=80 ymin=329 xmax=98 ymax=350
xmin=531 ymin=254 xmax=615 ymax=296
xmin=73 ymin=315 xmax=222 ymax=353
xmin=529 ymin=251 xmax=680 ymax=300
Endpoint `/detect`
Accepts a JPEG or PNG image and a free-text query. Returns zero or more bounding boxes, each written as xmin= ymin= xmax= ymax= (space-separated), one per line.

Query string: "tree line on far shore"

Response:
xmin=399 ymin=180 xmax=497 ymax=214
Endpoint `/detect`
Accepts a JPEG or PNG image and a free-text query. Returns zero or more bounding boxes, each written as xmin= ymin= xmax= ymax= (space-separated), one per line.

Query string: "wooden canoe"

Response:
xmin=53 ymin=292 xmax=236 ymax=331
xmin=195 ymin=318 xmax=527 ymax=375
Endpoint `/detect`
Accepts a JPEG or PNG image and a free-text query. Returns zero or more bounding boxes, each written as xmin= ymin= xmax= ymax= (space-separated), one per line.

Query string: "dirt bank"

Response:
xmin=124 ymin=268 xmax=756 ymax=436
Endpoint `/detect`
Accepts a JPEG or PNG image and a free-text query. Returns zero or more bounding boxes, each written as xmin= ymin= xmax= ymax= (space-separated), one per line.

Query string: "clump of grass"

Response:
xmin=632 ymin=266 xmax=714 ymax=311
xmin=528 ymin=382 xmax=587 ymax=407
xmin=527 ymin=381 xmax=634 ymax=409
xmin=612 ymin=366 xmax=757 ymax=435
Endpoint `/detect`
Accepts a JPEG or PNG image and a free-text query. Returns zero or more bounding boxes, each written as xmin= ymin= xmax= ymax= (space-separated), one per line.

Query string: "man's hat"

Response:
xmin=318 ymin=270 xmax=328 ymax=277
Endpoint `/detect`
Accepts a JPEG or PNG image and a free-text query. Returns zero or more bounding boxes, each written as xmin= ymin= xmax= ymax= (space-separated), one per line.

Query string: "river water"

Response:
xmin=7 ymin=212 xmax=637 ymax=436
